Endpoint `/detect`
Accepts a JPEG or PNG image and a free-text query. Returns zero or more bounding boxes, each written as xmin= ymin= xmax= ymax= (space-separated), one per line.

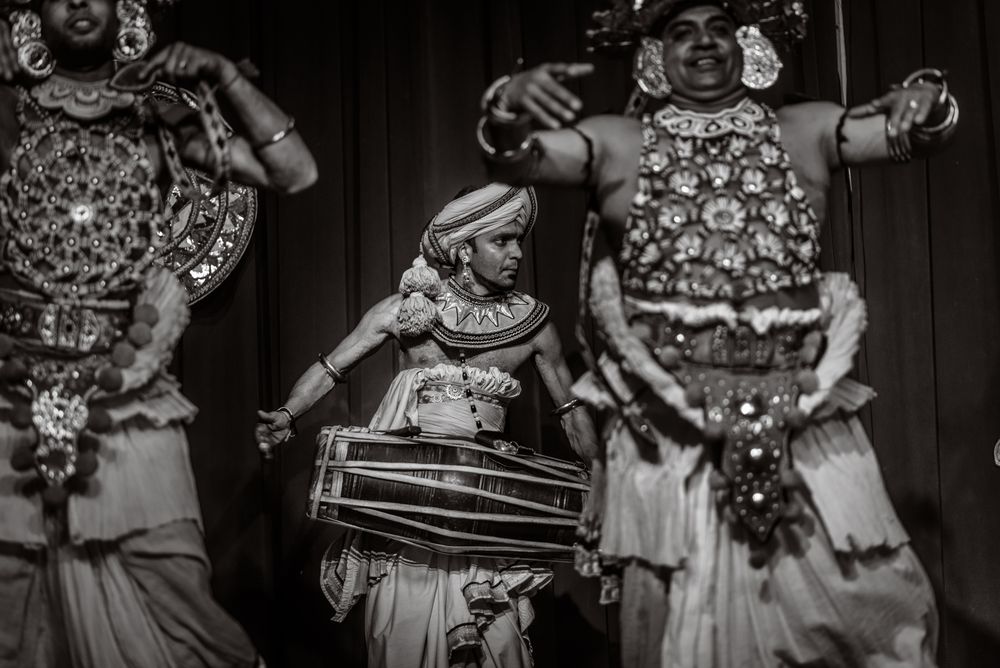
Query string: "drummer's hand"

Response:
xmin=255 ymin=409 xmax=291 ymax=456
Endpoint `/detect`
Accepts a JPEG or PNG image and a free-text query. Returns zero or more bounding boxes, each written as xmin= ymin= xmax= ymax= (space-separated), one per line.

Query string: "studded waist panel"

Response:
xmin=417 ymin=382 xmax=510 ymax=408
xmin=0 ymin=288 xmax=131 ymax=354
xmin=628 ymin=313 xmax=822 ymax=371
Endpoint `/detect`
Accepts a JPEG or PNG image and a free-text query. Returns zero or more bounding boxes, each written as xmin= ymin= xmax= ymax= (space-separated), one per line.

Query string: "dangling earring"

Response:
xmin=11 ymin=10 xmax=55 ymax=79
xmin=633 ymin=37 xmax=672 ymax=99
xmin=737 ymin=25 xmax=782 ymax=90
xmin=459 ymin=254 xmax=473 ymax=288
xmin=114 ymin=0 xmax=155 ymax=63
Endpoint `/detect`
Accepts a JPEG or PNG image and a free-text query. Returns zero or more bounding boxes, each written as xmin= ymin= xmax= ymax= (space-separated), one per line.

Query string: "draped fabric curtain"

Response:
xmin=161 ymin=1 xmax=1000 ymax=665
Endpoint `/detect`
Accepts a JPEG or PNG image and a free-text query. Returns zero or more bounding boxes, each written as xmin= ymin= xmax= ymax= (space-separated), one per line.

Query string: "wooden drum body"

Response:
xmin=307 ymin=427 xmax=589 ymax=562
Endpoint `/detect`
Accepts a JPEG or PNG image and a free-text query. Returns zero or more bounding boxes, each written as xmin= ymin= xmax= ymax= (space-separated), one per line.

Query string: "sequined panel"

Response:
xmin=619 ymin=98 xmax=822 ymax=302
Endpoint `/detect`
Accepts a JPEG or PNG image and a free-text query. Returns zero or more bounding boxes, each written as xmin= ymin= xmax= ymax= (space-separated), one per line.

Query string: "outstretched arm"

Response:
xmin=255 ymin=295 xmax=401 ymax=451
xmin=818 ymin=70 xmax=957 ymax=169
xmin=140 ymin=43 xmax=318 ymax=194
xmin=531 ymin=322 xmax=600 ymax=462
xmin=479 ymin=63 xmax=636 ymax=189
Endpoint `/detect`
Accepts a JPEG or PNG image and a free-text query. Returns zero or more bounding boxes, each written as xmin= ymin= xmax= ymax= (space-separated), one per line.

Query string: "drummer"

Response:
xmin=255 ymin=183 xmax=598 ymax=668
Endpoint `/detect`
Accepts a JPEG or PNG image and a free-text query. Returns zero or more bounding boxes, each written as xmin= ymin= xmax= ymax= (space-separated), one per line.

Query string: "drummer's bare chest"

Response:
xmin=401 ymin=337 xmax=535 ymax=375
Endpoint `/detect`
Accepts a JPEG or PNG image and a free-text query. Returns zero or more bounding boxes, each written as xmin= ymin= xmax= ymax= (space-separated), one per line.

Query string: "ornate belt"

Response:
xmin=629 ymin=314 xmax=816 ymax=370
xmin=0 ymin=289 xmax=131 ymax=354
xmin=418 ymin=382 xmax=508 ymax=408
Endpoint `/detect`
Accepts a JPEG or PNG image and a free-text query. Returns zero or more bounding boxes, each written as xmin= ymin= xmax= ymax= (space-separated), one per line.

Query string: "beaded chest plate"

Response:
xmin=619 ymin=98 xmax=822 ymax=302
xmin=0 ymin=98 xmax=164 ymax=299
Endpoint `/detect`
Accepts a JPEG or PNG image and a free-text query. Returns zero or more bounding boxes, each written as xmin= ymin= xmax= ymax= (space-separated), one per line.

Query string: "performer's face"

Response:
xmin=464 ymin=222 xmax=524 ymax=292
xmin=40 ymin=0 xmax=118 ymax=64
xmin=660 ymin=5 xmax=744 ymax=104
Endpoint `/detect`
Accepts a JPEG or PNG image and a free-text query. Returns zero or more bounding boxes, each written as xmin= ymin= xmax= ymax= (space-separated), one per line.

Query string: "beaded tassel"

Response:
xmin=459 ymin=351 xmax=484 ymax=431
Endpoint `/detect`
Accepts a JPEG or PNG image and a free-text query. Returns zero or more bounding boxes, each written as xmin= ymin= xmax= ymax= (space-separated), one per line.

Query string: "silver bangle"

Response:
xmin=253 ymin=116 xmax=296 ymax=150
xmin=552 ymin=398 xmax=585 ymax=417
xmin=276 ymin=406 xmax=297 ymax=441
xmin=911 ymin=93 xmax=959 ymax=140
xmin=476 ymin=115 xmax=535 ymax=164
xmin=481 ymin=74 xmax=517 ymax=121
xmin=902 ymin=67 xmax=948 ymax=109
xmin=317 ymin=354 xmax=347 ymax=383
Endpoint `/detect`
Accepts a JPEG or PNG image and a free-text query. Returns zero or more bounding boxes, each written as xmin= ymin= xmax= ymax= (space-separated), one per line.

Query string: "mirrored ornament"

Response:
xmin=737 ymin=25 xmax=782 ymax=90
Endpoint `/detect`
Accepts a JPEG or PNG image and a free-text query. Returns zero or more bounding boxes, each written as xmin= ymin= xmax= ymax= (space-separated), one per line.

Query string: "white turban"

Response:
xmin=420 ymin=184 xmax=537 ymax=267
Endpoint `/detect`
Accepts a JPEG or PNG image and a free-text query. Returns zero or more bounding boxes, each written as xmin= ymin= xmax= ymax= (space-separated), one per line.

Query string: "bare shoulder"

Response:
xmin=530 ymin=320 xmax=564 ymax=356
xmin=578 ymin=114 xmax=641 ymax=152
xmin=777 ymin=100 xmax=844 ymax=141
xmin=364 ymin=293 xmax=404 ymax=332
xmin=578 ymin=113 xmax=640 ymax=135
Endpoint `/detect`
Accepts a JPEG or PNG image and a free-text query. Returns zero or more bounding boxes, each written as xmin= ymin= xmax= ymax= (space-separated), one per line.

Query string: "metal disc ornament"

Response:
xmin=149 ymin=83 xmax=258 ymax=304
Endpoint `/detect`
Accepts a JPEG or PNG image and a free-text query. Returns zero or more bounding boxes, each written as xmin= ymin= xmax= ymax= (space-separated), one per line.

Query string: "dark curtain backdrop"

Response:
xmin=157 ymin=1 xmax=1000 ymax=666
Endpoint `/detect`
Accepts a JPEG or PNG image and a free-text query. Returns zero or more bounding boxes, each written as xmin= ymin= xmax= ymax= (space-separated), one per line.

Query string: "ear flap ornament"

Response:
xmin=633 ymin=36 xmax=672 ymax=99
xmin=11 ymin=10 xmax=54 ymax=79
xmin=737 ymin=25 xmax=782 ymax=90
xmin=114 ymin=0 xmax=155 ymax=63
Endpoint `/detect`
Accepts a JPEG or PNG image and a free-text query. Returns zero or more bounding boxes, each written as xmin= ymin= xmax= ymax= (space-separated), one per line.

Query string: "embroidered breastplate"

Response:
xmin=433 ymin=279 xmax=549 ymax=350
xmin=0 ymin=81 xmax=166 ymax=300
xmin=619 ymin=98 xmax=821 ymax=302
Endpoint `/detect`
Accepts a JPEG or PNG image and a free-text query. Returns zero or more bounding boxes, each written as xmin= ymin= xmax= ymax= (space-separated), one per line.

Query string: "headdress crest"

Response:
xmin=588 ymin=0 xmax=808 ymax=54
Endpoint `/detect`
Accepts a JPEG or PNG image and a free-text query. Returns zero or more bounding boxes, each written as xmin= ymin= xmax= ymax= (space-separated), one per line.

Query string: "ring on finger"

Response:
xmin=178 ymin=60 xmax=188 ymax=71
xmin=908 ymin=99 xmax=919 ymax=110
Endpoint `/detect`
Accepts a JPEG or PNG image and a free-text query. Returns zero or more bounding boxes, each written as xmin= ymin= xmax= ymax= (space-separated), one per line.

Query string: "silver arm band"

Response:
xmin=552 ymin=398 xmax=586 ymax=417
xmin=317 ymin=354 xmax=347 ymax=383
xmin=253 ymin=116 xmax=296 ymax=150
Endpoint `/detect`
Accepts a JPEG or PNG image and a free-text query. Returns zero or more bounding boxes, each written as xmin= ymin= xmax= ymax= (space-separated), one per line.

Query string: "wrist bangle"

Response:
xmin=253 ymin=116 xmax=296 ymax=150
xmin=902 ymin=67 xmax=948 ymax=109
xmin=481 ymin=75 xmax=512 ymax=112
xmin=911 ymin=93 xmax=959 ymax=141
xmin=477 ymin=115 xmax=536 ymax=164
xmin=318 ymin=354 xmax=347 ymax=383
xmin=552 ymin=398 xmax=585 ymax=416
xmin=277 ymin=406 xmax=297 ymax=441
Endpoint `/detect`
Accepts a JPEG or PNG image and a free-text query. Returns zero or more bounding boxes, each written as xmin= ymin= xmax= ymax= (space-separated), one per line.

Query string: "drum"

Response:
xmin=307 ymin=426 xmax=589 ymax=562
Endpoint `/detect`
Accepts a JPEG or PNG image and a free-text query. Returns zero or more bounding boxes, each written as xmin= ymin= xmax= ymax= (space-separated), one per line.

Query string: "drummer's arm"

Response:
xmin=531 ymin=323 xmax=600 ymax=462
xmin=256 ymin=295 xmax=400 ymax=446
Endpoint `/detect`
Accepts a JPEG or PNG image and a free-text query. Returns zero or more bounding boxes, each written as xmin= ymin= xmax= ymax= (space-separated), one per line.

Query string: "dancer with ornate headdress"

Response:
xmin=0 ymin=1 xmax=316 ymax=665
xmin=256 ymin=184 xmax=598 ymax=667
xmin=477 ymin=0 xmax=954 ymax=665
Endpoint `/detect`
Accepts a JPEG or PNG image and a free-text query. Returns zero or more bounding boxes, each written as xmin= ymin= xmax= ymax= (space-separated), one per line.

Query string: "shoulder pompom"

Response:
xmin=397 ymin=292 xmax=440 ymax=337
xmin=399 ymin=255 xmax=441 ymax=299
xmin=397 ymin=255 xmax=442 ymax=337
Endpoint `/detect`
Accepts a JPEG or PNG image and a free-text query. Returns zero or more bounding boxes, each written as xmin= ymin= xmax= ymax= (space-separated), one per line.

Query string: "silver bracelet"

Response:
xmin=276 ymin=406 xmax=297 ymax=441
xmin=253 ymin=116 xmax=296 ymax=150
xmin=317 ymin=354 xmax=347 ymax=383
xmin=476 ymin=116 xmax=535 ymax=164
xmin=481 ymin=74 xmax=517 ymax=121
xmin=902 ymin=67 xmax=948 ymax=109
xmin=552 ymin=398 xmax=585 ymax=417
xmin=911 ymin=93 xmax=959 ymax=141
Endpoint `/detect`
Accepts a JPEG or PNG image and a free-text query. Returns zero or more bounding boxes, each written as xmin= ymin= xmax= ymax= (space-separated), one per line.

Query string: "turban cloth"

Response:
xmin=420 ymin=184 xmax=537 ymax=268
